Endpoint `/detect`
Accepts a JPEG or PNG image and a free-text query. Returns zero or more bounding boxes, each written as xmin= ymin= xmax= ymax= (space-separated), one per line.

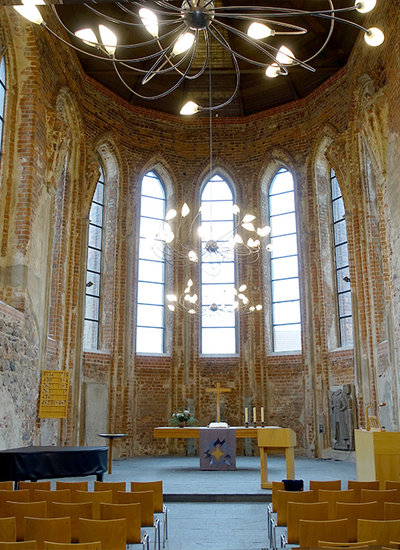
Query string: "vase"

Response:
xmin=177 ymin=421 xmax=186 ymax=428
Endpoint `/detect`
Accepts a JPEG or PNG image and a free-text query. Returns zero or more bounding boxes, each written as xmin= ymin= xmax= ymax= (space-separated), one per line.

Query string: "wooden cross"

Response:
xmin=206 ymin=382 xmax=232 ymax=423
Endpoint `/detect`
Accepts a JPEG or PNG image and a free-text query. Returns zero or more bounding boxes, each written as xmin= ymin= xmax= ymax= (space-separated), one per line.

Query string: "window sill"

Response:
xmin=266 ymin=350 xmax=302 ymax=357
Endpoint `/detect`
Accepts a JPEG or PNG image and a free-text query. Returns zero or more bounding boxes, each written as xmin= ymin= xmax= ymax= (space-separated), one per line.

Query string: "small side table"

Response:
xmin=97 ymin=433 xmax=127 ymax=474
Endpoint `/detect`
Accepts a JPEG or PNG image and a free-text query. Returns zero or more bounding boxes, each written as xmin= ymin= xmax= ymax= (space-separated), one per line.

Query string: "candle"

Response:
xmin=245 ymin=407 xmax=248 ymax=423
xmin=261 ymin=407 xmax=265 ymax=423
xmin=253 ymin=407 xmax=256 ymax=423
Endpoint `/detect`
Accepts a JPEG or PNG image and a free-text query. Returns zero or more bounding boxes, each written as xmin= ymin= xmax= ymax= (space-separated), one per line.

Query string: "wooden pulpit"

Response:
xmin=355 ymin=429 xmax=400 ymax=488
xmin=257 ymin=427 xmax=296 ymax=489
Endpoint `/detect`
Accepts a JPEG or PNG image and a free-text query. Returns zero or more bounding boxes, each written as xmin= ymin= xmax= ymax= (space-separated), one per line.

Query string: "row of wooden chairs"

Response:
xmin=0 ymin=515 xmax=146 ymax=549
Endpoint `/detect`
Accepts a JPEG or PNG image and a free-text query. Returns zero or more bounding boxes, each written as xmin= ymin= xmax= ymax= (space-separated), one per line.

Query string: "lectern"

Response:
xmin=257 ymin=427 xmax=296 ymax=489
xmin=355 ymin=429 xmax=400 ymax=488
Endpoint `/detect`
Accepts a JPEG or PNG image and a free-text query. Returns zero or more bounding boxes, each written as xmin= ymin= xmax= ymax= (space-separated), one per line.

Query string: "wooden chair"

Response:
xmin=336 ymin=501 xmax=381 ymax=540
xmin=55 ymin=482 xmax=88 ymax=499
xmin=0 ymin=490 xmax=29 ymax=517
xmin=318 ymin=489 xmax=358 ymax=519
xmin=0 ymin=482 xmax=14 ymax=491
xmin=43 ymin=543 xmax=101 ymax=550
xmin=298 ymin=518 xmax=349 ymax=547
xmin=0 ymin=543 xmax=37 ymax=549
xmin=385 ymin=502 xmax=400 ymax=520
xmin=73 ymin=491 xmax=112 ymax=520
xmin=310 ymin=480 xmax=342 ymax=493
xmin=32 ymin=490 xmax=71 ymax=505
xmin=48 ymin=502 xmax=93 ymax=543
xmin=318 ymin=541 xmax=377 ymax=548
xmin=276 ymin=490 xmax=316 ymax=526
xmin=361 ymin=489 xmax=400 ymax=509
xmin=24 ymin=517 xmax=71 ymax=550
xmin=100 ymin=502 xmax=143 ymax=545
xmin=131 ymin=481 xmax=168 ymax=545
xmin=0 ymin=516 xmax=16 ymax=542
xmin=386 ymin=482 xmax=400 ymax=491
xmin=93 ymin=482 xmax=125 ymax=503
xmin=78 ymin=518 xmax=126 ymax=550
xmin=283 ymin=500 xmax=329 ymax=545
xmin=347 ymin=481 xmax=379 ymax=499
xmin=358 ymin=519 xmax=400 ymax=545
xmin=4 ymin=501 xmax=47 ymax=540
xmin=117 ymin=490 xmax=159 ymax=550
xmin=271 ymin=481 xmax=285 ymax=513
xmin=19 ymin=482 xmax=51 ymax=499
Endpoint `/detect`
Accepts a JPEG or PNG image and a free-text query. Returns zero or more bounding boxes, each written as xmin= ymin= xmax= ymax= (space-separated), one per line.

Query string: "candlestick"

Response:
xmin=253 ymin=407 xmax=256 ymax=423
xmin=245 ymin=407 xmax=248 ymax=424
xmin=261 ymin=407 xmax=264 ymax=423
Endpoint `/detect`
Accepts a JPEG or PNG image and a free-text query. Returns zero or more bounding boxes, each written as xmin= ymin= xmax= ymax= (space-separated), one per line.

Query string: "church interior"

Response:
xmin=0 ymin=0 xmax=397 ymax=466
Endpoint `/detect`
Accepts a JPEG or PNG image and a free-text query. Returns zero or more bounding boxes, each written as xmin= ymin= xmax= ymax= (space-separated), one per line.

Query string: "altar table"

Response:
xmin=154 ymin=426 xmax=296 ymax=488
xmin=0 ymin=446 xmax=108 ymax=484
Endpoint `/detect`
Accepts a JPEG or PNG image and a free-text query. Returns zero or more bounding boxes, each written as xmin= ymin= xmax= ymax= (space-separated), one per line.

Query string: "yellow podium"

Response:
xmin=257 ymin=427 xmax=296 ymax=489
xmin=355 ymin=429 xmax=400 ymax=488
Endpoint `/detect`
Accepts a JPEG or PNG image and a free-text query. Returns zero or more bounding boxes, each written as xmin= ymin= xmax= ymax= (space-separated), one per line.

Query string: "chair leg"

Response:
xmin=267 ymin=504 xmax=272 ymax=544
xmin=280 ymin=532 xmax=287 ymax=547
xmin=141 ymin=532 xmax=150 ymax=550
xmin=163 ymin=504 xmax=168 ymax=546
xmin=153 ymin=518 xmax=160 ymax=550
xmin=271 ymin=515 xmax=277 ymax=550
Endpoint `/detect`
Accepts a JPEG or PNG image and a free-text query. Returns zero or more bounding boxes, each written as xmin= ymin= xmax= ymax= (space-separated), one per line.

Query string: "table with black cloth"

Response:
xmin=0 ymin=446 xmax=108 ymax=484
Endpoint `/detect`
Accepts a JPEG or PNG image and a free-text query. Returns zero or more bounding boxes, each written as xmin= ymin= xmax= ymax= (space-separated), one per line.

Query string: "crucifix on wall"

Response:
xmin=206 ymin=382 xmax=232 ymax=423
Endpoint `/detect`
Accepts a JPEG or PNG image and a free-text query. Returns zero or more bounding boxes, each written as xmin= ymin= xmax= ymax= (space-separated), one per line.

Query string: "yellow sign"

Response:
xmin=39 ymin=370 xmax=70 ymax=418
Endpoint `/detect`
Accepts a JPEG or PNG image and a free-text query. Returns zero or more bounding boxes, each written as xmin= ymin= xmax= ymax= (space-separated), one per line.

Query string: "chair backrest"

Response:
xmin=287 ymin=501 xmax=329 ymax=544
xmin=32 ymin=490 xmax=71 ymax=505
xmin=347 ymin=481 xmax=379 ymax=499
xmin=55 ymin=482 xmax=88 ymax=495
xmin=0 ymin=516 xmax=16 ymax=542
xmin=336 ymin=501 xmax=381 ymax=540
xmin=318 ymin=489 xmax=358 ymax=519
xmin=0 ymin=542 xmax=37 ymax=549
xmin=43 ymin=543 xmax=101 ymax=550
xmin=0 ymin=490 xmax=29 ymax=516
xmin=310 ymin=480 xmax=342 ymax=493
xmin=386 ymin=482 xmax=400 ymax=491
xmin=276 ymin=490 xmax=316 ymax=526
xmin=318 ymin=541 xmax=377 ymax=548
xmin=100 ymin=502 xmax=141 ymax=544
xmin=78 ymin=518 xmax=126 ymax=550
xmin=24 ymin=517 xmax=71 ymax=550
xmin=358 ymin=519 xmax=400 ymax=545
xmin=116 ymin=491 xmax=153 ymax=527
xmin=385 ymin=502 xmax=400 ymax=520
xmin=0 ymin=482 xmax=14 ymax=491
xmin=361 ymin=489 xmax=400 ymax=506
xmin=93 ymin=482 xmax=125 ymax=504
xmin=299 ymin=518 xmax=349 ymax=547
xmin=271 ymin=481 xmax=285 ymax=513
xmin=48 ymin=502 xmax=93 ymax=543
xmin=131 ymin=481 xmax=163 ymax=512
xmin=19 ymin=482 xmax=51 ymax=500
xmin=5 ymin=501 xmax=47 ymax=540
xmin=73 ymin=491 xmax=113 ymax=520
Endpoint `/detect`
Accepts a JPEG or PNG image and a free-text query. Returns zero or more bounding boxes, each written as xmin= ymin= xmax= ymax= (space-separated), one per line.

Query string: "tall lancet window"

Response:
xmin=200 ymin=174 xmax=237 ymax=355
xmin=0 ymin=55 xmax=6 ymax=160
xmin=83 ymin=165 xmax=105 ymax=349
xmin=136 ymin=171 xmax=166 ymax=354
xmin=330 ymin=168 xmax=353 ymax=346
xmin=269 ymin=168 xmax=301 ymax=352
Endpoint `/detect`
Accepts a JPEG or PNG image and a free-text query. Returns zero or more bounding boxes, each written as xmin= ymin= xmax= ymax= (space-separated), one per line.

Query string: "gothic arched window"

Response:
xmin=269 ymin=168 xmax=301 ymax=352
xmin=0 ymin=55 xmax=6 ymax=160
xmin=83 ymin=164 xmax=105 ymax=349
xmin=330 ymin=168 xmax=353 ymax=346
xmin=136 ymin=171 xmax=166 ymax=354
xmin=200 ymin=174 xmax=237 ymax=355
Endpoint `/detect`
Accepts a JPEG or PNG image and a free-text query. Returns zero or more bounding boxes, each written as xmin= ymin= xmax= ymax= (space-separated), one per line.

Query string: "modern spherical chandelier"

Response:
xmin=13 ymin=0 xmax=384 ymax=114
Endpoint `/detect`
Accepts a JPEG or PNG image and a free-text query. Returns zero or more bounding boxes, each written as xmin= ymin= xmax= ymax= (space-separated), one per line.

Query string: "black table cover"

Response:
xmin=0 ymin=446 xmax=108 ymax=482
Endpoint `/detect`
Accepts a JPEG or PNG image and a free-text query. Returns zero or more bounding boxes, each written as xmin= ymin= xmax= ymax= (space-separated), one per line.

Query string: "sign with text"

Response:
xmin=39 ymin=370 xmax=70 ymax=418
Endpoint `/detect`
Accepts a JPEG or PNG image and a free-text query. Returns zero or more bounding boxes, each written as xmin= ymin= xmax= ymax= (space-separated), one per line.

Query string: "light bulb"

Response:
xmin=266 ymin=243 xmax=273 ymax=252
xmin=242 ymin=296 xmax=249 ymax=305
xmin=172 ymin=32 xmax=195 ymax=56
xmin=266 ymin=64 xmax=281 ymax=78
xmin=99 ymin=25 xmax=117 ymax=56
xmin=257 ymin=225 xmax=271 ymax=237
xmin=139 ymin=7 xmax=159 ymax=38
xmin=181 ymin=203 xmax=190 ymax=217
xmin=234 ymin=234 xmax=243 ymax=244
xmin=165 ymin=209 xmax=177 ymax=220
xmin=164 ymin=232 xmax=174 ymax=244
xmin=167 ymin=294 xmax=177 ymax=302
xmin=197 ymin=225 xmax=205 ymax=237
xmin=192 ymin=294 xmax=198 ymax=303
xmin=168 ymin=304 xmax=175 ymax=311
xmin=188 ymin=309 xmax=196 ymax=314
xmin=187 ymin=279 xmax=193 ymax=287
xmin=249 ymin=306 xmax=255 ymax=312
xmin=276 ymin=45 xmax=295 ymax=65
xmin=75 ymin=28 xmax=98 ymax=47
xmin=242 ymin=214 xmax=256 ymax=223
xmin=233 ymin=301 xmax=239 ymax=309
xmin=180 ymin=101 xmax=199 ymax=115
xmin=239 ymin=285 xmax=247 ymax=292
xmin=232 ymin=204 xmax=240 ymax=214
xmin=256 ymin=304 xmax=263 ymax=311
xmin=247 ymin=22 xmax=274 ymax=40
xmin=184 ymin=293 xmax=191 ymax=300
xmin=13 ymin=3 xmax=43 ymax=24
xmin=188 ymin=250 xmax=198 ymax=262
xmin=238 ymin=293 xmax=245 ymax=301
xmin=355 ymin=0 xmax=376 ymax=12
xmin=247 ymin=238 xmax=256 ymax=247
xmin=364 ymin=27 xmax=384 ymax=46
xmin=242 ymin=222 xmax=256 ymax=232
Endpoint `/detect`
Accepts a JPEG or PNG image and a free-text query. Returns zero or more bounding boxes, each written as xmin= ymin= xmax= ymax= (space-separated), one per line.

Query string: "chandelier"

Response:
xmin=13 ymin=0 xmax=384 ymax=114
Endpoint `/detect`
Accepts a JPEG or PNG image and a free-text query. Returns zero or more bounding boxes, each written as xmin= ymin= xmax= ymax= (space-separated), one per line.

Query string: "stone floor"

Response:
xmin=51 ymin=454 xmax=357 ymax=550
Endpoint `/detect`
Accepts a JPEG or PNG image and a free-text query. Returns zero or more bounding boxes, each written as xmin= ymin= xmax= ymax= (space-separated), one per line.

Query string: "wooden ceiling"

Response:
xmin=46 ymin=1 xmax=364 ymax=117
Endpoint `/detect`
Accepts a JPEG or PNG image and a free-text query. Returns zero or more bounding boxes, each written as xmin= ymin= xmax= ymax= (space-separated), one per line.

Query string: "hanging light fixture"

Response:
xmin=13 ymin=0 xmax=384 ymax=114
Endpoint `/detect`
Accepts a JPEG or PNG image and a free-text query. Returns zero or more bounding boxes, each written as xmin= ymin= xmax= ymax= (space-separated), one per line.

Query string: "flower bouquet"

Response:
xmin=169 ymin=409 xmax=198 ymax=427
